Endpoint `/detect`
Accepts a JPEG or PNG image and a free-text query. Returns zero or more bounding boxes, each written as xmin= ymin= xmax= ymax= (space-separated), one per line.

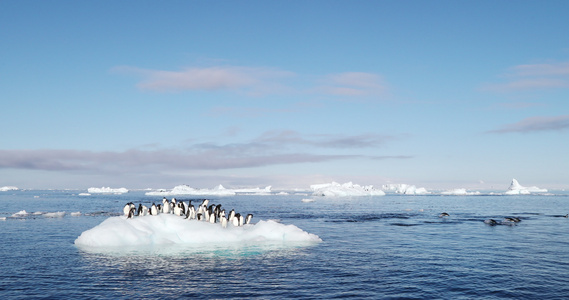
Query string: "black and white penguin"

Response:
xmin=221 ymin=216 xmax=228 ymax=228
xmin=484 ymin=219 xmax=498 ymax=226
xmin=137 ymin=204 xmax=143 ymax=216
xmin=245 ymin=213 xmax=253 ymax=225
xmin=197 ymin=213 xmax=203 ymax=221
xmin=232 ymin=213 xmax=240 ymax=227
xmin=127 ymin=207 xmax=136 ymax=219
xmin=122 ymin=202 xmax=134 ymax=216
xmin=504 ymin=217 xmax=521 ymax=223
xmin=150 ymin=203 xmax=158 ymax=216
xmin=439 ymin=212 xmax=450 ymax=218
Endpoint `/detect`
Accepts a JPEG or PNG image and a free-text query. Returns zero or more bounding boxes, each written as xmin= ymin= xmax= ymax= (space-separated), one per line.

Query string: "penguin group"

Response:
xmin=123 ymin=198 xmax=253 ymax=228
xmin=484 ymin=217 xmax=522 ymax=226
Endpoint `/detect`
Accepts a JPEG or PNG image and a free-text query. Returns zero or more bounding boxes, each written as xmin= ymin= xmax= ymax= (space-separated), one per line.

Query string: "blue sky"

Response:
xmin=1 ymin=0 xmax=568 ymax=190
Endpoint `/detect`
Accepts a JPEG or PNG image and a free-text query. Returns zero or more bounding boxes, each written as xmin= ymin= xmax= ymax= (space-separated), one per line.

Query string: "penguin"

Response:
xmin=239 ymin=214 xmax=244 ymax=226
xmin=484 ymin=219 xmax=498 ymax=226
xmin=228 ymin=209 xmax=235 ymax=222
xmin=150 ymin=203 xmax=158 ymax=216
xmin=188 ymin=205 xmax=196 ymax=219
xmin=127 ymin=207 xmax=136 ymax=219
xmin=245 ymin=213 xmax=253 ymax=225
xmin=504 ymin=217 xmax=521 ymax=223
xmin=162 ymin=198 xmax=170 ymax=214
xmin=141 ymin=205 xmax=148 ymax=216
xmin=180 ymin=202 xmax=187 ymax=216
xmin=123 ymin=203 xmax=132 ymax=216
xmin=197 ymin=213 xmax=203 ymax=221
xmin=221 ymin=216 xmax=228 ymax=228
xmin=209 ymin=212 xmax=216 ymax=224
xmin=232 ymin=213 xmax=240 ymax=227
xmin=439 ymin=212 xmax=450 ymax=218
xmin=204 ymin=209 xmax=210 ymax=222
xmin=137 ymin=204 xmax=143 ymax=216
xmin=174 ymin=204 xmax=181 ymax=216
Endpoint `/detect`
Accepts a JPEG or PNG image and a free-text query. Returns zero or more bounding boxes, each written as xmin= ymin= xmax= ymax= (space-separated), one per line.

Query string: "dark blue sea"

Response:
xmin=1 ymin=190 xmax=569 ymax=299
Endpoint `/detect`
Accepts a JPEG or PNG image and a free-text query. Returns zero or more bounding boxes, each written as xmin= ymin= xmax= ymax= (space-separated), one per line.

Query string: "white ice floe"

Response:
xmin=382 ymin=184 xmax=429 ymax=195
xmin=440 ymin=188 xmax=481 ymax=196
xmin=0 ymin=186 xmax=19 ymax=192
xmin=505 ymin=179 xmax=548 ymax=195
xmin=12 ymin=210 xmax=28 ymax=217
xmin=145 ymin=184 xmax=272 ymax=196
xmin=78 ymin=193 xmax=91 ymax=196
xmin=44 ymin=211 xmax=66 ymax=218
xmin=71 ymin=212 xmax=82 ymax=216
xmin=310 ymin=182 xmax=385 ymax=197
xmin=74 ymin=214 xmax=321 ymax=248
xmin=87 ymin=187 xmax=129 ymax=194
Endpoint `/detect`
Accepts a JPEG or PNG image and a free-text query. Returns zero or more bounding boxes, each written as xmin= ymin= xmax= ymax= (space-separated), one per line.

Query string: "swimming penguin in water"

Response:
xmin=504 ymin=217 xmax=521 ymax=223
xmin=484 ymin=219 xmax=498 ymax=226
xmin=245 ymin=213 xmax=253 ymax=225
xmin=439 ymin=212 xmax=450 ymax=218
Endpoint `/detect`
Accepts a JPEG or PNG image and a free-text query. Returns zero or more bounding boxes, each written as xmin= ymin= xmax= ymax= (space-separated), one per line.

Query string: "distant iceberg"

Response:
xmin=310 ymin=182 xmax=385 ymax=197
xmin=382 ymin=184 xmax=429 ymax=195
xmin=505 ymin=179 xmax=547 ymax=195
xmin=87 ymin=187 xmax=129 ymax=194
xmin=145 ymin=184 xmax=271 ymax=196
xmin=74 ymin=214 xmax=321 ymax=248
xmin=440 ymin=188 xmax=480 ymax=196
xmin=0 ymin=186 xmax=19 ymax=192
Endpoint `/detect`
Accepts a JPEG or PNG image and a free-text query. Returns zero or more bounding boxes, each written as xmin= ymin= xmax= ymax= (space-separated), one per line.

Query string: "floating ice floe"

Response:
xmin=440 ymin=188 xmax=481 ymax=196
xmin=74 ymin=214 xmax=321 ymax=248
xmin=0 ymin=186 xmax=19 ymax=192
xmin=12 ymin=210 xmax=28 ymax=217
xmin=310 ymin=182 xmax=385 ymax=197
xmin=382 ymin=184 xmax=429 ymax=195
xmin=505 ymin=179 xmax=547 ymax=195
xmin=44 ymin=211 xmax=66 ymax=218
xmin=87 ymin=187 xmax=129 ymax=194
xmin=145 ymin=184 xmax=271 ymax=196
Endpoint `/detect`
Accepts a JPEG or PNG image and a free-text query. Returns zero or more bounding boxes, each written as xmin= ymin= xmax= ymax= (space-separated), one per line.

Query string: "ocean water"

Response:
xmin=1 ymin=190 xmax=569 ymax=299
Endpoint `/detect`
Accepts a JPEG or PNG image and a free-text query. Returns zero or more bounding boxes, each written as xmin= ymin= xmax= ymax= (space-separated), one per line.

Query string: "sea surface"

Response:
xmin=1 ymin=190 xmax=569 ymax=299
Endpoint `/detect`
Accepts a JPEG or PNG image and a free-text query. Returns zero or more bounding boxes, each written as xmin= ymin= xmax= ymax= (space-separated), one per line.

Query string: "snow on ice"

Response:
xmin=74 ymin=214 xmax=322 ymax=248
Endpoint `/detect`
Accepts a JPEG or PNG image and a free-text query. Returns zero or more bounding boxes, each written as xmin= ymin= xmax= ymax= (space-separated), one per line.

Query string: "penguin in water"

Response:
xmin=439 ymin=212 xmax=450 ymax=218
xmin=504 ymin=217 xmax=521 ymax=223
xmin=484 ymin=219 xmax=498 ymax=226
xmin=245 ymin=213 xmax=253 ymax=225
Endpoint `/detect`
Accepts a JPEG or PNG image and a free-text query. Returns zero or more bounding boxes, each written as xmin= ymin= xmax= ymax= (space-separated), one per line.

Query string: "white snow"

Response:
xmin=310 ymin=182 xmax=385 ymax=197
xmin=0 ymin=186 xmax=19 ymax=192
xmin=145 ymin=184 xmax=272 ymax=196
xmin=505 ymin=178 xmax=548 ymax=195
xmin=87 ymin=187 xmax=129 ymax=194
xmin=382 ymin=184 xmax=429 ymax=195
xmin=74 ymin=214 xmax=321 ymax=248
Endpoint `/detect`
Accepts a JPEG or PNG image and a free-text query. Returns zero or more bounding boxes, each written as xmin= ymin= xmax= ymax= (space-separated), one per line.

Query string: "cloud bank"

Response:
xmin=0 ymin=131 xmax=405 ymax=175
xmin=484 ymin=61 xmax=569 ymax=91
xmin=115 ymin=65 xmax=387 ymax=98
xmin=487 ymin=115 xmax=569 ymax=133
